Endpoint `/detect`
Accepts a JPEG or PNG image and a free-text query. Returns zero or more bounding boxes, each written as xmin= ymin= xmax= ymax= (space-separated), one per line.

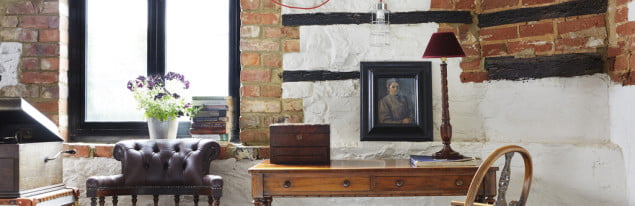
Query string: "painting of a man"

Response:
xmin=378 ymin=78 xmax=414 ymax=124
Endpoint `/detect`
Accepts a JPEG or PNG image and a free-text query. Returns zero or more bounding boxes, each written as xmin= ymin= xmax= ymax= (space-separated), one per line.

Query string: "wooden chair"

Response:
xmin=86 ymin=139 xmax=223 ymax=206
xmin=451 ymin=145 xmax=533 ymax=206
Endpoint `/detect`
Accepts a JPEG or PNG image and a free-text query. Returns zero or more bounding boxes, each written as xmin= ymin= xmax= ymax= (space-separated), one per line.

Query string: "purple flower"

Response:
xmin=154 ymin=93 xmax=166 ymax=100
xmin=184 ymin=103 xmax=191 ymax=108
xmin=172 ymin=93 xmax=180 ymax=99
xmin=184 ymin=81 xmax=190 ymax=89
xmin=127 ymin=81 xmax=134 ymax=91
xmin=136 ymin=75 xmax=146 ymax=81
xmin=135 ymin=80 xmax=144 ymax=88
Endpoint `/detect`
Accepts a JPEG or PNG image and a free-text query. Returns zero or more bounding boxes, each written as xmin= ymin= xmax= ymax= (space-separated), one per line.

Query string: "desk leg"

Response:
xmin=483 ymin=169 xmax=497 ymax=204
xmin=253 ymin=197 xmax=273 ymax=206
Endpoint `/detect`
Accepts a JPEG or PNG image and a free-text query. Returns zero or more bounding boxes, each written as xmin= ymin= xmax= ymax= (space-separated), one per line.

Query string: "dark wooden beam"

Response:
xmin=282 ymin=11 xmax=471 ymax=26
xmin=283 ymin=70 xmax=360 ymax=82
xmin=485 ymin=53 xmax=604 ymax=81
xmin=478 ymin=0 xmax=607 ymax=28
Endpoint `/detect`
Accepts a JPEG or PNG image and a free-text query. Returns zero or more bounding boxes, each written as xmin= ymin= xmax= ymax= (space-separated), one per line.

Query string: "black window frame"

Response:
xmin=68 ymin=0 xmax=240 ymax=142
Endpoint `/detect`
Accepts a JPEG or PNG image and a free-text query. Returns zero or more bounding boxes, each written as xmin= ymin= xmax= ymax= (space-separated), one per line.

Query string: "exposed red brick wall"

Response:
xmin=446 ymin=0 xmax=611 ymax=83
xmin=610 ymin=0 xmax=635 ymax=85
xmin=0 ymin=0 xmax=67 ymax=139
xmin=431 ymin=0 xmax=476 ymax=10
xmin=239 ymin=0 xmax=302 ymax=146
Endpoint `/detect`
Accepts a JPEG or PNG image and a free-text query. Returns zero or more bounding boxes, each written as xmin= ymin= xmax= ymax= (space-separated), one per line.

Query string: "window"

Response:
xmin=69 ymin=0 xmax=240 ymax=141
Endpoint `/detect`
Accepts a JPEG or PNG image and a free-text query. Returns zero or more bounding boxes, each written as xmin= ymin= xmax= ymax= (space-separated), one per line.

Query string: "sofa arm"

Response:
xmin=85 ymin=175 xmax=124 ymax=197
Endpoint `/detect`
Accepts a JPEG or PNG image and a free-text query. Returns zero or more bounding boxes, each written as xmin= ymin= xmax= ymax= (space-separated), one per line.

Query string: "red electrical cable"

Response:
xmin=270 ymin=0 xmax=331 ymax=10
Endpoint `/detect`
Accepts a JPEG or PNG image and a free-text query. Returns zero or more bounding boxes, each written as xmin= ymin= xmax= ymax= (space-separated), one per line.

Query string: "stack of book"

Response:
xmin=409 ymin=155 xmax=479 ymax=167
xmin=190 ymin=96 xmax=231 ymax=140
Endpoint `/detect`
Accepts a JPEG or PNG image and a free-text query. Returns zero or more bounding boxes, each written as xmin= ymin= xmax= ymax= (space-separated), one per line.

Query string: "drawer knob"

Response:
xmin=283 ymin=180 xmax=291 ymax=188
xmin=455 ymin=179 xmax=464 ymax=186
xmin=395 ymin=180 xmax=404 ymax=187
xmin=296 ymin=135 xmax=303 ymax=141
xmin=342 ymin=180 xmax=350 ymax=187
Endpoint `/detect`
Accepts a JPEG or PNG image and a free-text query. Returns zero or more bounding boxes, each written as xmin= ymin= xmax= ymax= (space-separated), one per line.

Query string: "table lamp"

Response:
xmin=422 ymin=32 xmax=466 ymax=160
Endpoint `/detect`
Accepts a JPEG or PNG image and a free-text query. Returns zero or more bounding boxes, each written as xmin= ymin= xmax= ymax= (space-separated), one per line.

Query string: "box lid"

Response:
xmin=0 ymin=98 xmax=63 ymax=143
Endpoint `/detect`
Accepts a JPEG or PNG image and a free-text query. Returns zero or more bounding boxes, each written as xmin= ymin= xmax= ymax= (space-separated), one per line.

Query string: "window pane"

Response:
xmin=85 ymin=0 xmax=147 ymax=122
xmin=166 ymin=0 xmax=229 ymax=97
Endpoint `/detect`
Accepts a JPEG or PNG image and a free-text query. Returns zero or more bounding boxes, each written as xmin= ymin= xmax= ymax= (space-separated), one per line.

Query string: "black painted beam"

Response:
xmin=485 ymin=53 xmax=603 ymax=81
xmin=282 ymin=11 xmax=471 ymax=26
xmin=283 ymin=70 xmax=360 ymax=82
xmin=479 ymin=0 xmax=607 ymax=28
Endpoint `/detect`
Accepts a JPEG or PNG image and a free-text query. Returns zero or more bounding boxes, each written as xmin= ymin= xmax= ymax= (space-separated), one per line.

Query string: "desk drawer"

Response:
xmin=264 ymin=175 xmax=370 ymax=193
xmin=374 ymin=175 xmax=471 ymax=193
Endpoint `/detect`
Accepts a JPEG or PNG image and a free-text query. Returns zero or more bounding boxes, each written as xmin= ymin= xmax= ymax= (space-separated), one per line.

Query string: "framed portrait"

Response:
xmin=360 ymin=61 xmax=432 ymax=141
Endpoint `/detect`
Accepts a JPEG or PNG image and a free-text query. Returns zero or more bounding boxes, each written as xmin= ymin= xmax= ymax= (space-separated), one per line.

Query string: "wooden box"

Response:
xmin=269 ymin=124 xmax=330 ymax=165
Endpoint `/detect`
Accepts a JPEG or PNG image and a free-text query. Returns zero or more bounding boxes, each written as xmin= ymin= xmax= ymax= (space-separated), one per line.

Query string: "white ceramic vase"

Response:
xmin=147 ymin=117 xmax=178 ymax=139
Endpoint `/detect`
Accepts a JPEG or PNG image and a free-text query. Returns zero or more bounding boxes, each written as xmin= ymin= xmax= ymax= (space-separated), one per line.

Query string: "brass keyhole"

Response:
xmin=342 ymin=180 xmax=350 ymax=187
xmin=283 ymin=180 xmax=291 ymax=188
xmin=296 ymin=135 xmax=303 ymax=141
xmin=455 ymin=179 xmax=464 ymax=186
xmin=395 ymin=180 xmax=404 ymax=187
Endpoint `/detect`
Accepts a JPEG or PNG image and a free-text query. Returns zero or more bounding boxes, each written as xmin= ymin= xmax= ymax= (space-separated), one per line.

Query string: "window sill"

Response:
xmin=63 ymin=142 xmax=270 ymax=160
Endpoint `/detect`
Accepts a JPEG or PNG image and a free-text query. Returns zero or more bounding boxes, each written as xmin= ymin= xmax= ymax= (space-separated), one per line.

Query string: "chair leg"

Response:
xmin=193 ymin=194 xmax=199 ymax=206
xmin=132 ymin=195 xmax=137 ymax=206
xmin=153 ymin=194 xmax=159 ymax=206
xmin=99 ymin=196 xmax=105 ymax=206
xmin=90 ymin=197 xmax=97 ymax=206
xmin=174 ymin=195 xmax=180 ymax=206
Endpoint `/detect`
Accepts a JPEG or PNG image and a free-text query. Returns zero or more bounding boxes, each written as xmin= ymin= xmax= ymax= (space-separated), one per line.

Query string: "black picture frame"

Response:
xmin=360 ymin=61 xmax=433 ymax=141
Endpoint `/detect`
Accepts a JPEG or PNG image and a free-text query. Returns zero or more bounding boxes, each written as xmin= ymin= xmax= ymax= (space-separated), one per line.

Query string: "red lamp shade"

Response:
xmin=422 ymin=32 xmax=465 ymax=58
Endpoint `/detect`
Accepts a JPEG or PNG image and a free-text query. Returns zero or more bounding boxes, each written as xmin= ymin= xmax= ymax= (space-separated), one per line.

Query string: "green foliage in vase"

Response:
xmin=127 ymin=72 xmax=199 ymax=121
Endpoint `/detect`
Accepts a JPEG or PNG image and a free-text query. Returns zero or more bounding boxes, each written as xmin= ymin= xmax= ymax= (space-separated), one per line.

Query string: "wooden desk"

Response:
xmin=249 ymin=159 xmax=497 ymax=206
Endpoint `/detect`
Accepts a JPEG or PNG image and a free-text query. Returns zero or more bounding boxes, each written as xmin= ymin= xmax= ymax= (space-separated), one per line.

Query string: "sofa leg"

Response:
xmin=90 ymin=197 xmax=97 ymax=206
xmin=112 ymin=195 xmax=118 ymax=206
xmin=132 ymin=195 xmax=137 ymax=206
xmin=193 ymin=194 xmax=199 ymax=206
xmin=209 ymin=195 xmax=220 ymax=206
xmin=174 ymin=195 xmax=180 ymax=206
xmin=153 ymin=194 xmax=159 ymax=206
xmin=215 ymin=197 xmax=221 ymax=206
xmin=99 ymin=196 xmax=105 ymax=206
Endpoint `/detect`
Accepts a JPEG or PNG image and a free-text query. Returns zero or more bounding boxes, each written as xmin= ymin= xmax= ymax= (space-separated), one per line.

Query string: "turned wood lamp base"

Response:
xmin=434 ymin=145 xmax=464 ymax=160
xmin=422 ymin=32 xmax=467 ymax=160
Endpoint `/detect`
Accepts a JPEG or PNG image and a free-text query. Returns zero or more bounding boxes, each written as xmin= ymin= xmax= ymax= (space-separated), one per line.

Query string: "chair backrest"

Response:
xmin=112 ymin=139 xmax=220 ymax=186
xmin=463 ymin=145 xmax=533 ymax=206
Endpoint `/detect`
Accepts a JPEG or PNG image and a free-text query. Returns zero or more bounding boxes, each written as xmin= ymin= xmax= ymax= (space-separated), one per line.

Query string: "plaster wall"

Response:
xmin=609 ymin=85 xmax=635 ymax=206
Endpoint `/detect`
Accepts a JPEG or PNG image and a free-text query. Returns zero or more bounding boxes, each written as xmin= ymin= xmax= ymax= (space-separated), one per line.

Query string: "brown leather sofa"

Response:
xmin=86 ymin=139 xmax=223 ymax=206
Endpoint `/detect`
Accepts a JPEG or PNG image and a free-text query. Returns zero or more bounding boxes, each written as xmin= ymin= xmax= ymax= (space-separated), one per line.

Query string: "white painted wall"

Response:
xmin=0 ymin=42 xmax=22 ymax=88
xmin=609 ymin=85 xmax=635 ymax=206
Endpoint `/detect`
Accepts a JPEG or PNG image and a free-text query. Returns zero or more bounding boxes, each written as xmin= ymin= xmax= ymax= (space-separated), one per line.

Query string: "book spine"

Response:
xmin=195 ymin=110 xmax=227 ymax=117
xmin=191 ymin=122 xmax=226 ymax=129
xmin=195 ymin=105 xmax=229 ymax=110
xmin=190 ymin=128 xmax=227 ymax=134
xmin=192 ymin=117 xmax=228 ymax=122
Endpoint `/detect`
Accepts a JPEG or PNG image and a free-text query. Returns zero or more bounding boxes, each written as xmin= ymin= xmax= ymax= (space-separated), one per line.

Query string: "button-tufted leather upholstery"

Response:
xmin=86 ymin=139 xmax=223 ymax=206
